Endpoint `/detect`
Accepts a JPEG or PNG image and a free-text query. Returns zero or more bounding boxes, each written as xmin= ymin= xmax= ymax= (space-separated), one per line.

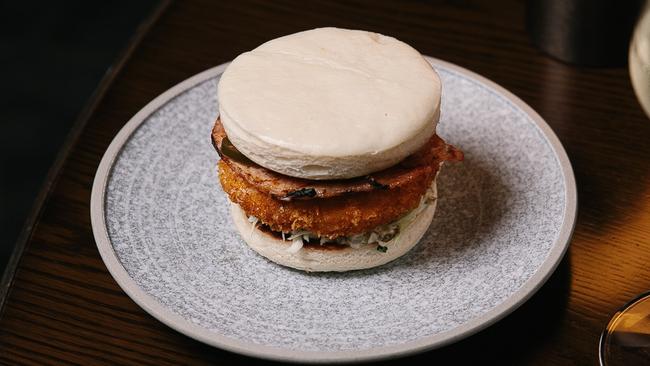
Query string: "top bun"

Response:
xmin=218 ymin=27 xmax=441 ymax=180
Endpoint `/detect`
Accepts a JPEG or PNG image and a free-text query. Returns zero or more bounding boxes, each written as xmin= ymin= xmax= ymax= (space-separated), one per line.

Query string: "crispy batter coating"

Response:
xmin=218 ymin=160 xmax=437 ymax=239
xmin=212 ymin=118 xmax=463 ymax=238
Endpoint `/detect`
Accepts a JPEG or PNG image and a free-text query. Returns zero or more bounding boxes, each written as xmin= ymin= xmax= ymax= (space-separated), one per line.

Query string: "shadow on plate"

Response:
xmin=279 ymin=155 xmax=511 ymax=279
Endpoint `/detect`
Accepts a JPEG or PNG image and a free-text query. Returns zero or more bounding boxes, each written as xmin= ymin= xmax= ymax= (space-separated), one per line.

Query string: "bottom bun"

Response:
xmin=230 ymin=181 xmax=437 ymax=272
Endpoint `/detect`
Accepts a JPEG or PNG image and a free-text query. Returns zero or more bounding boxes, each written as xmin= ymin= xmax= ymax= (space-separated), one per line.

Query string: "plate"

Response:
xmin=91 ymin=57 xmax=577 ymax=363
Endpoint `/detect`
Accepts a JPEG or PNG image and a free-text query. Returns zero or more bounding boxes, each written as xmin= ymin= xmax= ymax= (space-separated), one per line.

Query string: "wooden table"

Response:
xmin=2 ymin=1 xmax=650 ymax=364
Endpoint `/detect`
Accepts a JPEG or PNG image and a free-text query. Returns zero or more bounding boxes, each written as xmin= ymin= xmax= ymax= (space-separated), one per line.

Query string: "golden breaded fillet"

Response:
xmin=218 ymin=160 xmax=436 ymax=239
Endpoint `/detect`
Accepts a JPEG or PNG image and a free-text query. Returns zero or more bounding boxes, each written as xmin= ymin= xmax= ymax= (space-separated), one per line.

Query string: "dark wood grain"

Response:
xmin=0 ymin=0 xmax=173 ymax=312
xmin=2 ymin=0 xmax=650 ymax=364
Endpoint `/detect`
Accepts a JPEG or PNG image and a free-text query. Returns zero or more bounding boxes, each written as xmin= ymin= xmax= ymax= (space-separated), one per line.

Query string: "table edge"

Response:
xmin=0 ymin=0 xmax=173 ymax=316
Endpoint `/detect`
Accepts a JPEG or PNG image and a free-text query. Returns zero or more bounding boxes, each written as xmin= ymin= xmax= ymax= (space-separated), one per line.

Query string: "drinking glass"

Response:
xmin=599 ymin=3 xmax=650 ymax=365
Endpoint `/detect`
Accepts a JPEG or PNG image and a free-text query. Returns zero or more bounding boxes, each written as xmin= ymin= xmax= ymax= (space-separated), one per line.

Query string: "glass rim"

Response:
xmin=598 ymin=290 xmax=650 ymax=366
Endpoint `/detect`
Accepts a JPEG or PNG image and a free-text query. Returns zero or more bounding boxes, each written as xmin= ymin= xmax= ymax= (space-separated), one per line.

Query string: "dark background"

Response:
xmin=0 ymin=1 xmax=159 ymax=273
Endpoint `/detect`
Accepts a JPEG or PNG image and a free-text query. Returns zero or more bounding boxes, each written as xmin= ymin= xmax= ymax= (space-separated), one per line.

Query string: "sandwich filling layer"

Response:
xmin=215 ymin=119 xmax=462 ymax=242
xmin=212 ymin=118 xmax=461 ymax=200
xmin=244 ymin=183 xmax=437 ymax=253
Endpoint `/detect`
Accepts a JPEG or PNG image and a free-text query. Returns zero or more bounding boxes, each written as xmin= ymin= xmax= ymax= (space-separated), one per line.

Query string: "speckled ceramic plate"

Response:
xmin=90 ymin=57 xmax=577 ymax=363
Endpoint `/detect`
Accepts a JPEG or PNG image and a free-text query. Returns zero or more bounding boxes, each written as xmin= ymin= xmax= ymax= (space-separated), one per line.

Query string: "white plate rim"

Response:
xmin=90 ymin=57 xmax=577 ymax=363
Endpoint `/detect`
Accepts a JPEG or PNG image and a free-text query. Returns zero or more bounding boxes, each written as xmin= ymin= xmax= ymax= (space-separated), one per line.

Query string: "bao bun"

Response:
xmin=230 ymin=181 xmax=437 ymax=272
xmin=218 ymin=27 xmax=441 ymax=180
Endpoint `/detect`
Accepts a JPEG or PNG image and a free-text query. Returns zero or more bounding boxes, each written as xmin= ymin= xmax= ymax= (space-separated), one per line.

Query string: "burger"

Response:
xmin=212 ymin=28 xmax=462 ymax=272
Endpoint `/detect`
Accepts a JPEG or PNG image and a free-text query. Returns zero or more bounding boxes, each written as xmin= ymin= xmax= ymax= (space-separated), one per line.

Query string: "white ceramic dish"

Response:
xmin=91 ymin=57 xmax=577 ymax=363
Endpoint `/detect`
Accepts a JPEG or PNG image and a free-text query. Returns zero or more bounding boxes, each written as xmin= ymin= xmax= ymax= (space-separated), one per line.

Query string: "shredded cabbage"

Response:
xmin=248 ymin=216 xmax=259 ymax=237
xmin=287 ymin=237 xmax=304 ymax=253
